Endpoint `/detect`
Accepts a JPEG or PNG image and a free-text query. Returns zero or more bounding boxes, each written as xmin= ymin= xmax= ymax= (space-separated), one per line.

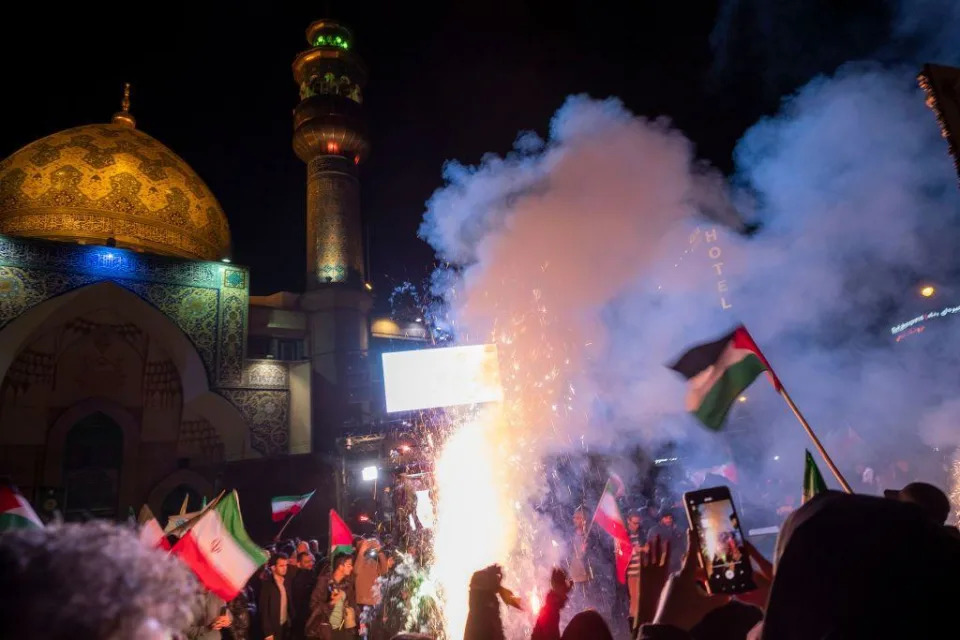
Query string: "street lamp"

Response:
xmin=361 ymin=465 xmax=378 ymax=482
xmin=920 ymin=285 xmax=936 ymax=298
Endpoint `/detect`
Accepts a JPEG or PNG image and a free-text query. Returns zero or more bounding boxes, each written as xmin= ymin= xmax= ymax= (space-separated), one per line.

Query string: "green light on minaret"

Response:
xmin=314 ymin=34 xmax=350 ymax=49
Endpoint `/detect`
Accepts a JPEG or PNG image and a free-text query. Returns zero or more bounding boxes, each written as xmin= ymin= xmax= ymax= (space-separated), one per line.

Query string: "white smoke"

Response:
xmin=420 ymin=4 xmax=960 ymax=632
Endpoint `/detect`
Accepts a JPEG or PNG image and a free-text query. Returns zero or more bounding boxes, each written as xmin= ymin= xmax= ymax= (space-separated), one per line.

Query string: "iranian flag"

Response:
xmin=670 ymin=325 xmax=781 ymax=430
xmin=172 ymin=491 xmax=268 ymax=601
xmin=271 ymin=490 xmax=315 ymax=522
xmin=138 ymin=504 xmax=171 ymax=550
xmin=0 ymin=482 xmax=43 ymax=531
xmin=329 ymin=508 xmax=354 ymax=558
xmin=591 ymin=475 xmax=631 ymax=584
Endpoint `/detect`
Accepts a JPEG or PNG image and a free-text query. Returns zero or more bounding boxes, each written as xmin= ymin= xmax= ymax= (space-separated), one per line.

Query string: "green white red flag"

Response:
xmin=591 ymin=475 xmax=631 ymax=584
xmin=802 ymin=450 xmax=829 ymax=504
xmin=329 ymin=508 xmax=354 ymax=558
xmin=0 ymin=482 xmax=42 ymax=531
xmin=171 ymin=491 xmax=268 ymax=601
xmin=669 ymin=325 xmax=780 ymax=430
xmin=138 ymin=504 xmax=171 ymax=550
xmin=271 ymin=490 xmax=315 ymax=522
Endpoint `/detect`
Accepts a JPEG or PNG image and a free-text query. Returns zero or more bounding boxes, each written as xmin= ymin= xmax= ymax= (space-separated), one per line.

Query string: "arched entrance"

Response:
xmin=62 ymin=412 xmax=124 ymax=520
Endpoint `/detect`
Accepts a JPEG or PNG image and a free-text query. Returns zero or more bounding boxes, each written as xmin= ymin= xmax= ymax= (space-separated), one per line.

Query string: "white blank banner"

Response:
xmin=382 ymin=344 xmax=504 ymax=412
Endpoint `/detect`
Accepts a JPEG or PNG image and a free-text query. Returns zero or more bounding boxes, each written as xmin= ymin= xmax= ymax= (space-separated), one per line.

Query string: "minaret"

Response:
xmin=293 ymin=19 xmax=372 ymax=444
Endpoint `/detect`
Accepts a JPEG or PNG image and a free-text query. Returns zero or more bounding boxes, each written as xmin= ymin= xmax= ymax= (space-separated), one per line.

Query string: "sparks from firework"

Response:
xmin=431 ymin=289 xmax=577 ymax=638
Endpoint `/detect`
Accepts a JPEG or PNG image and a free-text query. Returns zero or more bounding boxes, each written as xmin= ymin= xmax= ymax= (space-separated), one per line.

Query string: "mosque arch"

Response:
xmin=0 ymin=281 xmax=208 ymax=402
xmin=44 ymin=398 xmax=141 ymax=518
xmin=0 ymin=280 xmax=257 ymax=516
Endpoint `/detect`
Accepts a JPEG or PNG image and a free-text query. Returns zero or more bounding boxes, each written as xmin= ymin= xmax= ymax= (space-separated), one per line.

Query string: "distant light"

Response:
xmin=361 ymin=465 xmax=378 ymax=482
xmin=222 ymin=258 xmax=231 ymax=263
xmin=920 ymin=285 xmax=936 ymax=298
xmin=399 ymin=444 xmax=412 ymax=454
xmin=738 ymin=395 xmax=747 ymax=403
xmin=773 ymin=455 xmax=780 ymax=461
xmin=364 ymin=282 xmax=373 ymax=291
xmin=415 ymin=317 xmax=423 ymax=323
xmin=357 ymin=513 xmax=370 ymax=523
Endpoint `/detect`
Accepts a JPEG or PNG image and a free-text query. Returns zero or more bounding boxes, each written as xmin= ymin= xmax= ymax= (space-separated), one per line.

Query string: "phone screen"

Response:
xmin=684 ymin=487 xmax=755 ymax=594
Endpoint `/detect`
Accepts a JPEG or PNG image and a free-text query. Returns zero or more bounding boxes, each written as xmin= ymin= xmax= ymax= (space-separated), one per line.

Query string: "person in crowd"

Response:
xmin=884 ymin=481 xmax=952 ymax=525
xmin=646 ymin=510 xmax=684 ymax=571
xmin=306 ymin=553 xmax=358 ymax=639
xmin=291 ymin=552 xmax=318 ymax=639
xmin=355 ymin=537 xmax=386 ymax=607
xmin=464 ymin=564 xmax=522 ymax=640
xmin=309 ymin=539 xmax=321 ymax=556
xmin=637 ymin=491 xmax=960 ymax=639
xmin=567 ymin=505 xmax=610 ymax=608
xmin=297 ymin=539 xmax=311 ymax=556
xmin=0 ymin=520 xmax=198 ymax=639
xmin=625 ymin=510 xmax=646 ymax=632
xmin=188 ymin=588 xmax=232 ymax=640
xmin=531 ymin=567 xmax=573 ymax=640
xmin=225 ymin=586 xmax=253 ymax=640
xmin=261 ymin=552 xmax=295 ymax=640
xmin=560 ymin=610 xmax=613 ymax=640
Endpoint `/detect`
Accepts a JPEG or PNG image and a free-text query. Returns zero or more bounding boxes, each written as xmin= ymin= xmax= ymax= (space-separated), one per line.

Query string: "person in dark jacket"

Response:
xmin=260 ymin=553 xmax=295 ymax=640
xmin=291 ymin=552 xmax=318 ymax=639
xmin=224 ymin=587 xmax=253 ymax=640
xmin=464 ymin=564 xmax=523 ymax=640
xmin=305 ymin=554 xmax=358 ymax=640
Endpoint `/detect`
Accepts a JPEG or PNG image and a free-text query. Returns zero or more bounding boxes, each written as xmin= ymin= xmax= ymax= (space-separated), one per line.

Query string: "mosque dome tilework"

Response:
xmin=0 ymin=123 xmax=231 ymax=261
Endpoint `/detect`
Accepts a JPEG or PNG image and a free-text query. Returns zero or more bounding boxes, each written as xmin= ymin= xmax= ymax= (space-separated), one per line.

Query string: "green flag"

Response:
xmin=802 ymin=449 xmax=828 ymax=504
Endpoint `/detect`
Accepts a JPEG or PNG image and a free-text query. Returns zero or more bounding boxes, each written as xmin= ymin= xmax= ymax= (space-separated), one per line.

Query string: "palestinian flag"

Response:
xmin=271 ymin=490 xmax=315 ymax=522
xmin=0 ymin=482 xmax=43 ymax=531
xmin=802 ymin=450 xmax=828 ymax=504
xmin=670 ymin=325 xmax=780 ymax=430
xmin=138 ymin=504 xmax=171 ymax=550
xmin=171 ymin=491 xmax=268 ymax=601
xmin=591 ymin=475 xmax=631 ymax=584
xmin=329 ymin=509 xmax=354 ymax=558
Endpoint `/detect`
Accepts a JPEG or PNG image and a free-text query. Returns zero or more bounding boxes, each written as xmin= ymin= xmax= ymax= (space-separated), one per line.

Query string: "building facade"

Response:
xmin=0 ymin=19 xmax=405 ymax=534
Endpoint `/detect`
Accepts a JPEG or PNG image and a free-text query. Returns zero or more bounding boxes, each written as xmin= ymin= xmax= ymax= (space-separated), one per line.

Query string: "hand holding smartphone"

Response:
xmin=683 ymin=485 xmax=756 ymax=595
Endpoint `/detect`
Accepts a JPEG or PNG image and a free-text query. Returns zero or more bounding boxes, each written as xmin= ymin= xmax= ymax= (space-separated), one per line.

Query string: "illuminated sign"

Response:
xmin=890 ymin=303 xmax=960 ymax=340
xmin=382 ymin=344 xmax=504 ymax=413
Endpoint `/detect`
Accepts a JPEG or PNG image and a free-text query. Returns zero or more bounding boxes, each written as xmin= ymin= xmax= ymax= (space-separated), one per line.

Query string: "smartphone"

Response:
xmin=683 ymin=485 xmax=755 ymax=595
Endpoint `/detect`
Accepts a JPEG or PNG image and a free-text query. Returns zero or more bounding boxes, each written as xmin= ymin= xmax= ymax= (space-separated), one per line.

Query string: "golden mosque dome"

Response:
xmin=0 ymin=86 xmax=231 ymax=261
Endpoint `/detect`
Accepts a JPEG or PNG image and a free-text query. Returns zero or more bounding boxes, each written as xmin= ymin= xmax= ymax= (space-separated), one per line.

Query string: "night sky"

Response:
xmin=0 ymin=1 xmax=894 ymax=303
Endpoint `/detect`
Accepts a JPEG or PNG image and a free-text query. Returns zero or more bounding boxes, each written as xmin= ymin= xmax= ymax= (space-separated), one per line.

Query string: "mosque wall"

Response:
xmin=0 ymin=234 xmax=298 ymax=518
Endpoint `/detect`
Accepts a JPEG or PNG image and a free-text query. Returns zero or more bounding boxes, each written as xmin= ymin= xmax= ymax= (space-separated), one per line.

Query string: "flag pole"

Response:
xmin=274 ymin=511 xmax=297 ymax=542
xmin=166 ymin=490 xmax=226 ymax=539
xmin=778 ymin=387 xmax=853 ymax=494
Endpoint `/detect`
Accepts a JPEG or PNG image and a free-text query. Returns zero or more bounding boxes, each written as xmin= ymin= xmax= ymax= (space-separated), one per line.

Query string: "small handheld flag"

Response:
xmin=669 ymin=325 xmax=779 ymax=430
xmin=802 ymin=450 xmax=829 ymax=504
xmin=330 ymin=509 xmax=354 ymax=559
xmin=271 ymin=490 xmax=316 ymax=523
xmin=171 ymin=491 xmax=268 ymax=602
xmin=0 ymin=481 xmax=43 ymax=531
xmin=138 ymin=505 xmax=172 ymax=550
xmin=590 ymin=475 xmax=632 ymax=584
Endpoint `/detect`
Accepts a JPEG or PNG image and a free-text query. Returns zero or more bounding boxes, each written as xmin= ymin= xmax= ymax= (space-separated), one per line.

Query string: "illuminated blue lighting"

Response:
xmin=83 ymin=246 xmax=137 ymax=273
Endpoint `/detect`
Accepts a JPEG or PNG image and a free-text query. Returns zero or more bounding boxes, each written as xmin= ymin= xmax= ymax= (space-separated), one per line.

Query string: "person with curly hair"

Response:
xmin=0 ymin=520 xmax=199 ymax=639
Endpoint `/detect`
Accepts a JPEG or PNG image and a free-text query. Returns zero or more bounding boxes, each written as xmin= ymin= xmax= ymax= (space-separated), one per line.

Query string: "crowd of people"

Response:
xmin=0 ymin=480 xmax=956 ymax=639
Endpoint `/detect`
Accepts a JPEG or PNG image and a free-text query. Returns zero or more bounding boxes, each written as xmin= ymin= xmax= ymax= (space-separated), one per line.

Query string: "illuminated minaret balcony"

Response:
xmin=292 ymin=20 xmax=369 ymax=288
